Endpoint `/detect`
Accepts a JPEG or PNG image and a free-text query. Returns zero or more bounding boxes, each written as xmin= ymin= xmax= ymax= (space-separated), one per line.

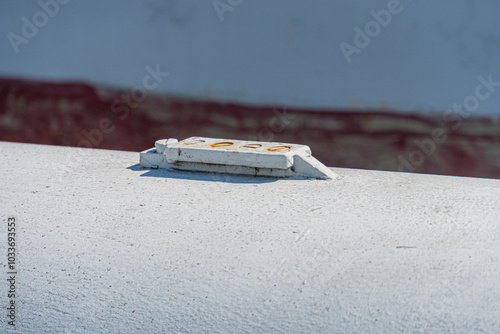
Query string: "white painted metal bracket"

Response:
xmin=140 ymin=137 xmax=337 ymax=180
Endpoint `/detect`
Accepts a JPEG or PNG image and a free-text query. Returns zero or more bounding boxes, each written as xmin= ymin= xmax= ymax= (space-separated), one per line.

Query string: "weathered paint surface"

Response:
xmin=1 ymin=77 xmax=500 ymax=178
xmin=0 ymin=142 xmax=499 ymax=332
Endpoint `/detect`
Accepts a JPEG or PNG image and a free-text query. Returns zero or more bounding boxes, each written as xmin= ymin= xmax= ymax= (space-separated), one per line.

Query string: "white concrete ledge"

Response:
xmin=1 ymin=142 xmax=499 ymax=333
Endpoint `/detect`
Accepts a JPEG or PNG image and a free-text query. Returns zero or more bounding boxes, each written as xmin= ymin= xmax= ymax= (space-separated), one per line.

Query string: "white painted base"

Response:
xmin=140 ymin=137 xmax=338 ymax=180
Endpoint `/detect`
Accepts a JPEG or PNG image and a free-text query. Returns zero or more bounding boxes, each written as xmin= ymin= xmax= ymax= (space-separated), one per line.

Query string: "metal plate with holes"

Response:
xmin=165 ymin=137 xmax=311 ymax=169
xmin=140 ymin=136 xmax=337 ymax=179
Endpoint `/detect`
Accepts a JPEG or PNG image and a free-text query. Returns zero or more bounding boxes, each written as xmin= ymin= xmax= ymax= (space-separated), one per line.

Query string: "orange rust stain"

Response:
xmin=241 ymin=144 xmax=262 ymax=149
xmin=211 ymin=142 xmax=233 ymax=148
xmin=268 ymin=145 xmax=291 ymax=152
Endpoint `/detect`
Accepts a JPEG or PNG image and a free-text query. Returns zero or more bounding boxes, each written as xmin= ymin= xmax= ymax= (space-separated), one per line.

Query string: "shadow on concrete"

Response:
xmin=127 ymin=164 xmax=279 ymax=184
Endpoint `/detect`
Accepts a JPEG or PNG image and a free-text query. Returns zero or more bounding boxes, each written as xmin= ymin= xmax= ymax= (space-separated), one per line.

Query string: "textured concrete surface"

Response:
xmin=1 ymin=142 xmax=500 ymax=333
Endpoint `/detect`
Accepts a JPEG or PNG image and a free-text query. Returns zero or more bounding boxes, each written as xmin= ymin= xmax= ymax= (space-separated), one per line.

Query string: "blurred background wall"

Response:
xmin=1 ymin=0 xmax=499 ymax=178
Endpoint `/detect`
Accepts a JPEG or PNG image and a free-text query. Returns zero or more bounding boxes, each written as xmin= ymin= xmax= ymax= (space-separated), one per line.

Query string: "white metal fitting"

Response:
xmin=140 ymin=137 xmax=337 ymax=180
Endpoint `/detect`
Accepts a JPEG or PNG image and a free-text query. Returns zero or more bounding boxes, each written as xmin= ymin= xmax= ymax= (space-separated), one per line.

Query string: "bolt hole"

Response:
xmin=241 ymin=144 xmax=262 ymax=149
xmin=267 ymin=145 xmax=291 ymax=152
xmin=211 ymin=142 xmax=234 ymax=148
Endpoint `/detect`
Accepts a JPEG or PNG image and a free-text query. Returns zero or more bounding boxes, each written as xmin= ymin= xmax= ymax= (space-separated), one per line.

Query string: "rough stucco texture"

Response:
xmin=0 ymin=142 xmax=499 ymax=332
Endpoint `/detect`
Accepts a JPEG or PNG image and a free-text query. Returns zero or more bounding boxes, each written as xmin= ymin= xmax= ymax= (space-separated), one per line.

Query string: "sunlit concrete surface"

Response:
xmin=0 ymin=141 xmax=499 ymax=332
